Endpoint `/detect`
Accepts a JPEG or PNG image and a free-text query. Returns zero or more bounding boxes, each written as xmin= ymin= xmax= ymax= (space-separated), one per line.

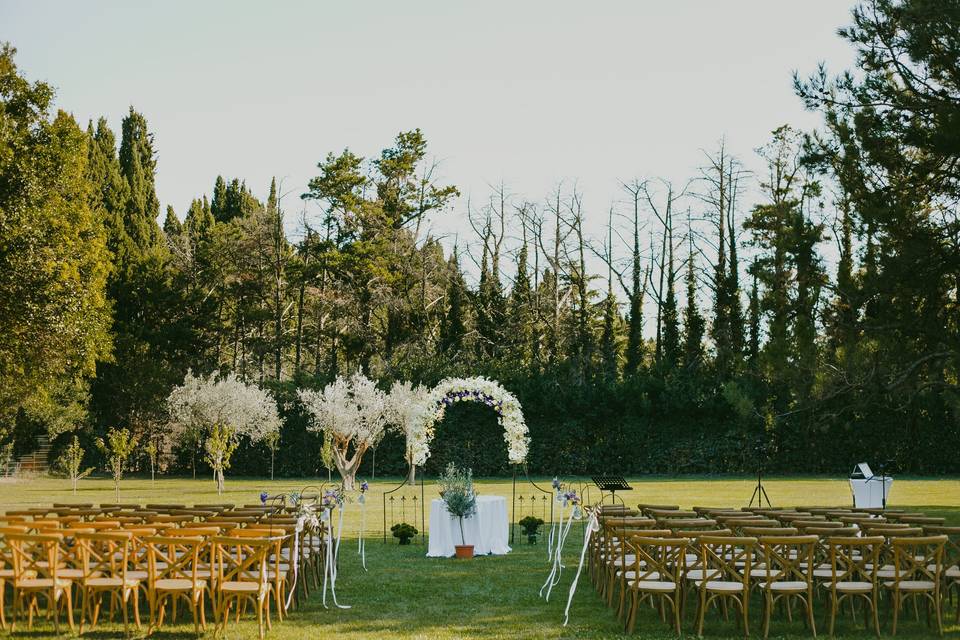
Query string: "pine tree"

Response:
xmin=211 ymin=176 xmax=228 ymax=222
xmin=506 ymin=242 xmax=533 ymax=363
xmin=661 ymin=224 xmax=681 ymax=369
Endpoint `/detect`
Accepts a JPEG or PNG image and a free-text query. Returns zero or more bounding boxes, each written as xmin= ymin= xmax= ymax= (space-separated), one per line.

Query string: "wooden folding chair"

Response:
xmin=0 ymin=526 xmax=28 ymax=629
xmin=823 ymin=535 xmax=883 ymax=636
xmin=213 ymin=536 xmax=273 ymax=640
xmin=922 ymin=526 xmax=960 ymax=624
xmin=757 ymin=535 xmax=818 ymax=639
xmin=883 ymin=534 xmax=947 ymax=635
xmin=7 ymin=532 xmax=75 ymax=633
xmin=622 ymin=537 xmax=687 ymax=635
xmin=76 ymin=531 xmax=141 ymax=634
xmin=695 ymin=536 xmax=756 ymax=636
xmin=145 ymin=535 xmax=208 ymax=636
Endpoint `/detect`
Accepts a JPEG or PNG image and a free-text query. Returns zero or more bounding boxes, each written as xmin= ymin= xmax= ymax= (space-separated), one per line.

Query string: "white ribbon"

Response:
xmin=321 ymin=505 xmax=350 ymax=609
xmin=539 ymin=502 xmax=573 ymax=601
xmin=357 ymin=495 xmax=367 ymax=571
xmin=562 ymin=510 xmax=599 ymax=626
xmin=285 ymin=511 xmax=307 ymax=610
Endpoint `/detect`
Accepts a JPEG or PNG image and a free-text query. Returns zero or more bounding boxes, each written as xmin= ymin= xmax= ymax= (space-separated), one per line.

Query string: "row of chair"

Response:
xmin=589 ymin=503 xmax=959 ymax=637
xmin=0 ymin=501 xmax=329 ymax=638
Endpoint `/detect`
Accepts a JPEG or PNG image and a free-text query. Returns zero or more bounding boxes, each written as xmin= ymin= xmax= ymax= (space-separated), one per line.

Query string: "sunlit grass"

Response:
xmin=1 ymin=475 xmax=957 ymax=638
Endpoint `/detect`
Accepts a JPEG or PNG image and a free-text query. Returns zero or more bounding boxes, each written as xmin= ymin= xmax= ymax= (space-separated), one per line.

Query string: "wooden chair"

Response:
xmin=883 ymin=534 xmax=947 ymax=635
xmin=922 ymin=526 xmax=960 ymax=623
xmin=823 ymin=535 xmax=883 ymax=636
xmin=228 ymin=527 xmax=292 ymax=621
xmin=757 ymin=535 xmax=818 ymax=639
xmin=0 ymin=526 xmax=28 ymax=629
xmin=637 ymin=504 xmax=679 ymax=516
xmin=694 ymin=536 xmax=756 ymax=636
xmin=145 ymin=504 xmax=186 ymax=511
xmin=622 ymin=537 xmax=687 ymax=635
xmin=6 ymin=532 xmax=75 ymax=633
xmin=648 ymin=509 xmax=698 ymax=520
xmin=76 ymin=531 xmax=141 ymax=634
xmin=213 ymin=536 xmax=273 ymax=640
xmin=145 ymin=535 xmax=208 ymax=636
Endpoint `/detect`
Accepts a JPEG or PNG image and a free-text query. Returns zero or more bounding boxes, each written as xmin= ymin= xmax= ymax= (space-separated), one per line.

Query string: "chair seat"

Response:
xmin=16 ymin=577 xmax=72 ymax=590
xmin=629 ymin=579 xmax=677 ymax=592
xmin=0 ymin=569 xmax=15 ymax=579
xmin=883 ymin=580 xmax=936 ymax=591
xmin=750 ymin=568 xmax=782 ymax=580
xmin=701 ymin=580 xmax=746 ymax=592
xmin=612 ymin=554 xmax=637 ymax=567
xmin=58 ymin=568 xmax=85 ymax=579
xmin=760 ymin=581 xmax=809 ymax=592
xmin=127 ymin=570 xmax=148 ymax=581
xmin=220 ymin=581 xmax=270 ymax=594
xmin=85 ymin=577 xmax=140 ymax=589
xmin=945 ymin=565 xmax=960 ymax=579
xmin=154 ymin=578 xmax=206 ymax=591
xmin=685 ymin=569 xmax=720 ymax=581
xmin=827 ymin=580 xmax=874 ymax=593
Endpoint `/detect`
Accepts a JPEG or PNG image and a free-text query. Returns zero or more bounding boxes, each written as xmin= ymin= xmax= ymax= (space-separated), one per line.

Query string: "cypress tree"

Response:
xmin=506 ymin=242 xmax=533 ymax=363
xmin=439 ymin=252 xmax=467 ymax=355
xmin=682 ymin=252 xmax=705 ymax=370
xmin=600 ymin=284 xmax=619 ymax=381
xmin=211 ymin=176 xmax=228 ymax=222
xmin=163 ymin=205 xmax=182 ymax=237
xmin=118 ymin=108 xmax=162 ymax=253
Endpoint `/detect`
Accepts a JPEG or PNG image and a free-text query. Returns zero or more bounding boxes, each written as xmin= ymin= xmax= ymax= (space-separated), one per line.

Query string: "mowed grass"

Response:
xmin=0 ymin=474 xmax=958 ymax=639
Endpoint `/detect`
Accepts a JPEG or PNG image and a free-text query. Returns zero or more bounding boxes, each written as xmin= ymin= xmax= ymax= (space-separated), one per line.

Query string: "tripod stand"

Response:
xmin=749 ymin=462 xmax=771 ymax=508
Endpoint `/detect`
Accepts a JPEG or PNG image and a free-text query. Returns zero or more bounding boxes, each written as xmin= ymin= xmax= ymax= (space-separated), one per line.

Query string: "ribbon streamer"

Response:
xmin=539 ymin=502 xmax=573 ymax=601
xmin=321 ymin=506 xmax=351 ymax=609
xmin=562 ymin=510 xmax=599 ymax=625
xmin=357 ymin=497 xmax=367 ymax=571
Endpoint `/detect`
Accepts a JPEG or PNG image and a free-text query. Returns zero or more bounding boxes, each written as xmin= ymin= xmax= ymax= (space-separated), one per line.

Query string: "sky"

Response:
xmin=3 ymin=0 xmax=857 ymax=280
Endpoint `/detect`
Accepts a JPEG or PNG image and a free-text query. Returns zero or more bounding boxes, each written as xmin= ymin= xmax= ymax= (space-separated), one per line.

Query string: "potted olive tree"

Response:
xmin=439 ymin=462 xmax=477 ymax=559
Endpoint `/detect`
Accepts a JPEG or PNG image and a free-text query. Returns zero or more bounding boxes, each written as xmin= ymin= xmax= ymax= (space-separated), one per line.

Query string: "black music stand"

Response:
xmin=592 ymin=475 xmax=633 ymax=505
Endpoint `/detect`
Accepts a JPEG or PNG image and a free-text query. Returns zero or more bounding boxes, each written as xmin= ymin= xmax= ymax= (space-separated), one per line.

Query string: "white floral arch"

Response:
xmin=408 ymin=376 xmax=530 ymax=467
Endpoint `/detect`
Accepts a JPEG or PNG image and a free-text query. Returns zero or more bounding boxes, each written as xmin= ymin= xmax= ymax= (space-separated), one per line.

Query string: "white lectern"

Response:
xmin=849 ymin=463 xmax=893 ymax=509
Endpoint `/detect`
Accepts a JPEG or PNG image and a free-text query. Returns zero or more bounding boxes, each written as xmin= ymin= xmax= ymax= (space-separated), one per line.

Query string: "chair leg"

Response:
xmin=763 ymin=592 xmax=772 ymax=640
xmin=892 ymin=591 xmax=900 ymax=636
xmin=807 ymin=592 xmax=817 ymax=638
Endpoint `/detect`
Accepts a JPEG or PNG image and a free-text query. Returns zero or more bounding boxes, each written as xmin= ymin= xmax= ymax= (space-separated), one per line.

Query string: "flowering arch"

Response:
xmin=409 ymin=377 xmax=530 ymax=467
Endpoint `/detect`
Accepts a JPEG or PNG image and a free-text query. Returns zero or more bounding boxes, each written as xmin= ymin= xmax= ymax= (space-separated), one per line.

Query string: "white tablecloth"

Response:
xmin=426 ymin=495 xmax=511 ymax=557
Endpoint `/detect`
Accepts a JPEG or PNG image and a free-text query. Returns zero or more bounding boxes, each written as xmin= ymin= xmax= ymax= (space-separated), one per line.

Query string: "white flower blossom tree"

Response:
xmin=298 ymin=371 xmax=387 ymax=490
xmin=167 ymin=370 xmax=281 ymax=494
xmin=386 ymin=381 xmax=432 ymax=485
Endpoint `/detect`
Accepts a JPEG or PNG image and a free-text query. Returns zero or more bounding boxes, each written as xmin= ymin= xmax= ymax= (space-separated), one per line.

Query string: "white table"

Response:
xmin=426 ymin=495 xmax=511 ymax=557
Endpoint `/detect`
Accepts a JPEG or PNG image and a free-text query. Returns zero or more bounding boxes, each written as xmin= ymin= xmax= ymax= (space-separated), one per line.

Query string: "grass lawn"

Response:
xmin=1 ymin=474 xmax=958 ymax=639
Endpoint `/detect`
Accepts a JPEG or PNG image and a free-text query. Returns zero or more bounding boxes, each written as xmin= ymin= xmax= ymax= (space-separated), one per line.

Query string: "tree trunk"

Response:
xmin=407 ymin=464 xmax=417 ymax=486
xmin=216 ymin=467 xmax=225 ymax=495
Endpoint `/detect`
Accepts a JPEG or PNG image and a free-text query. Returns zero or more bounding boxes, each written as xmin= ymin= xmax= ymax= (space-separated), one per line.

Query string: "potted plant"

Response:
xmin=439 ymin=462 xmax=477 ymax=559
xmin=391 ymin=522 xmax=418 ymax=545
xmin=518 ymin=515 xmax=545 ymax=544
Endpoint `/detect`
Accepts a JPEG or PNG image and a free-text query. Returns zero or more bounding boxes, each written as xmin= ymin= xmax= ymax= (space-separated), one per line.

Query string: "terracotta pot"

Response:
xmin=454 ymin=544 xmax=474 ymax=559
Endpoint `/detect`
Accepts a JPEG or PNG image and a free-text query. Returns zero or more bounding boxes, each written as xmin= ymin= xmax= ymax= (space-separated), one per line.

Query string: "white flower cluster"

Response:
xmin=166 ymin=370 xmax=281 ymax=443
xmin=385 ymin=381 xmax=433 ymax=466
xmin=298 ymin=370 xmax=388 ymax=449
xmin=413 ymin=376 xmax=530 ymax=465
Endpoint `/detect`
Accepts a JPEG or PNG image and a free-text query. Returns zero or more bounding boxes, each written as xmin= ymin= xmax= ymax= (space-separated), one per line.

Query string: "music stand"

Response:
xmin=749 ymin=464 xmax=771 ymax=508
xmin=591 ymin=475 xmax=633 ymax=505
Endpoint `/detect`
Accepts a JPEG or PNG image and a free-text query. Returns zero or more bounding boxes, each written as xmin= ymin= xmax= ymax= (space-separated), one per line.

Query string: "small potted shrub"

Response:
xmin=518 ymin=515 xmax=545 ymax=544
xmin=391 ymin=522 xmax=418 ymax=545
xmin=439 ymin=462 xmax=477 ymax=559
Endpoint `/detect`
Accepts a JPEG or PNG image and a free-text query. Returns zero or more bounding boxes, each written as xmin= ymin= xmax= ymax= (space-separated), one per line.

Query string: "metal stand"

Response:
xmin=749 ymin=464 xmax=771 ymax=508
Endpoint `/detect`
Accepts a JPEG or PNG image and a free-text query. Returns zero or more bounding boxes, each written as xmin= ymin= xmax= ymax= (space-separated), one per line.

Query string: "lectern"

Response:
xmin=849 ymin=462 xmax=893 ymax=509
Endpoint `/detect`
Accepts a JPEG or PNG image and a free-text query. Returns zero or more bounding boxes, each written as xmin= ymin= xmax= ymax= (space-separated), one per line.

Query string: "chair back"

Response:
xmin=891 ymin=535 xmax=947 ymax=584
xmin=698 ymin=536 xmax=756 ymax=588
xmin=759 ymin=535 xmax=818 ymax=588
xmin=145 ymin=536 xmax=203 ymax=588
xmin=827 ymin=535 xmax=882 ymax=585
xmin=213 ymin=536 xmax=272 ymax=589
xmin=77 ymin=531 xmax=132 ymax=584
xmin=922 ymin=526 xmax=960 ymax=569
xmin=626 ymin=537 xmax=687 ymax=584
xmin=7 ymin=533 xmax=64 ymax=582
xmin=742 ymin=526 xmax=798 ymax=537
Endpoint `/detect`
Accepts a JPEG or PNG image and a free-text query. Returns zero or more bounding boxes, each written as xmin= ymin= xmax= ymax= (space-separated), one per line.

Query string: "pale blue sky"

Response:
xmin=4 ymin=1 xmax=855 ymax=273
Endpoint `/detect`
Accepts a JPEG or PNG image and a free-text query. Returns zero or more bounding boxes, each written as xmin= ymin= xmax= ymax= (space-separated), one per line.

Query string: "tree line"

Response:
xmin=1 ymin=0 xmax=957 ymax=478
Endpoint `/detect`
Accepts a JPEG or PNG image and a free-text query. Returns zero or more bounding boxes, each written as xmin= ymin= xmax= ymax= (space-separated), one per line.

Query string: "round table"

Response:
xmin=426 ymin=495 xmax=512 ymax=557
